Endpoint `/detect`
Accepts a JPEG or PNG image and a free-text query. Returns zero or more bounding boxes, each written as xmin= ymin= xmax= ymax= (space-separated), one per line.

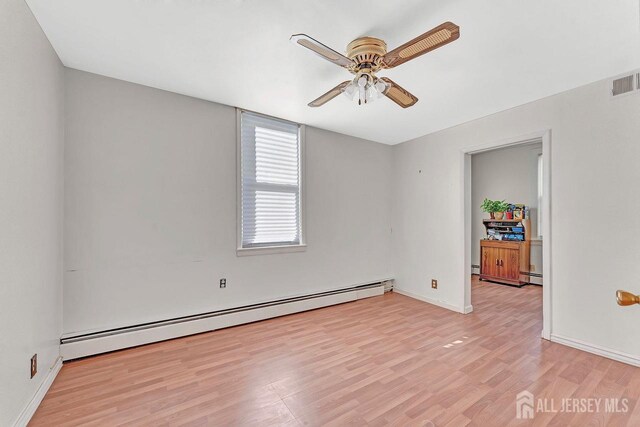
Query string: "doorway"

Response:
xmin=462 ymin=131 xmax=551 ymax=339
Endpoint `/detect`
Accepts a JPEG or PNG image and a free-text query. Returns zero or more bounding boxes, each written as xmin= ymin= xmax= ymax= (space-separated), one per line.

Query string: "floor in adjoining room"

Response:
xmin=31 ymin=277 xmax=639 ymax=426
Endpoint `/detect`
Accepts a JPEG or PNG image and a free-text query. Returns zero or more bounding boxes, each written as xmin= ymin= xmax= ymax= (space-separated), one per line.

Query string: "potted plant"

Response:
xmin=481 ymin=198 xmax=497 ymax=219
xmin=493 ymin=200 xmax=510 ymax=220
xmin=481 ymin=198 xmax=509 ymax=219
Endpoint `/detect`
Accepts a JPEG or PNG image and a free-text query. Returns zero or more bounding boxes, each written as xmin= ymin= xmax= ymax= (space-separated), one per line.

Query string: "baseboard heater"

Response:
xmin=60 ymin=279 xmax=391 ymax=360
xmin=471 ymin=265 xmax=543 ymax=283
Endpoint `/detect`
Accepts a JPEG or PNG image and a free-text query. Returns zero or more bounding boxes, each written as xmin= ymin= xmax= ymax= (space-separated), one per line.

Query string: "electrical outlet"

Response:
xmin=431 ymin=279 xmax=438 ymax=289
xmin=220 ymin=278 xmax=226 ymax=288
xmin=530 ymin=264 xmax=536 ymax=272
xmin=30 ymin=354 xmax=37 ymax=379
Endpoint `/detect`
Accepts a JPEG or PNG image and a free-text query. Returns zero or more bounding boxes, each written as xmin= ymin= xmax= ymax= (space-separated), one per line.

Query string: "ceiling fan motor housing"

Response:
xmin=346 ymin=37 xmax=387 ymax=73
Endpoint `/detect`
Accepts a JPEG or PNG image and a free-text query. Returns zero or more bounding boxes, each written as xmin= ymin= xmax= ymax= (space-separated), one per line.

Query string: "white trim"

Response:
xmin=461 ymin=129 xmax=552 ymax=340
xmin=550 ymin=334 xmax=640 ymax=367
xmin=12 ymin=357 xmax=62 ymax=427
xmin=394 ymin=287 xmax=467 ymax=314
xmin=299 ymin=124 xmax=307 ymax=247
xmin=541 ymin=130 xmax=552 ymax=340
xmin=462 ymin=152 xmax=472 ymax=311
xmin=236 ymin=243 xmax=306 ymax=256
xmin=536 ymin=151 xmax=543 ymax=239
xmin=61 ymin=284 xmax=384 ymax=360
xmin=461 ymin=130 xmax=548 ymax=154
xmin=236 ymin=108 xmax=242 ymax=253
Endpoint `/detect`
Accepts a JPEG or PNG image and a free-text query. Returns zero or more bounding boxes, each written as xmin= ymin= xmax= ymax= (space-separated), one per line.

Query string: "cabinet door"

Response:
xmin=481 ymin=246 xmax=499 ymax=277
xmin=500 ymin=248 xmax=520 ymax=281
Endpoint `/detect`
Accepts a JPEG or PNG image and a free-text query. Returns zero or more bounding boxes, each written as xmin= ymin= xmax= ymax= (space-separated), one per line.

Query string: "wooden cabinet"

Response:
xmin=502 ymin=247 xmax=521 ymax=281
xmin=481 ymin=245 xmax=499 ymax=278
xmin=479 ymin=218 xmax=531 ymax=287
xmin=479 ymin=240 xmax=530 ymax=286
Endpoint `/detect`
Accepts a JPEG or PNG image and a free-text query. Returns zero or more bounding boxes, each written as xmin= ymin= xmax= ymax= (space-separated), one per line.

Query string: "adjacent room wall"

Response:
xmin=471 ymin=142 xmax=543 ymax=280
xmin=63 ymin=69 xmax=393 ymax=335
xmin=392 ymin=77 xmax=640 ymax=360
xmin=0 ymin=0 xmax=64 ymax=425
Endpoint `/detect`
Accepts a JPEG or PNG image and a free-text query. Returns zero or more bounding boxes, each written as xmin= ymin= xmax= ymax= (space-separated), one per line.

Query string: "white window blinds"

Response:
xmin=240 ymin=111 xmax=302 ymax=248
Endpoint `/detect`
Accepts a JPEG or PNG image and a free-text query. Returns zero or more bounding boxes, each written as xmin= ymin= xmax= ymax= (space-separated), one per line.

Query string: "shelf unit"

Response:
xmin=482 ymin=218 xmax=531 ymax=242
xmin=480 ymin=218 xmax=531 ymax=287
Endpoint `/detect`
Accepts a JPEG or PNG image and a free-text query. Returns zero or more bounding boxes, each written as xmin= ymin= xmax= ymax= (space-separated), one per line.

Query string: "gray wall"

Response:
xmin=63 ymin=69 xmax=393 ymax=335
xmin=3 ymin=4 xmax=638 ymax=422
xmin=0 ymin=0 xmax=64 ymax=425
xmin=471 ymin=142 xmax=542 ymax=276
xmin=392 ymin=77 xmax=640 ymax=359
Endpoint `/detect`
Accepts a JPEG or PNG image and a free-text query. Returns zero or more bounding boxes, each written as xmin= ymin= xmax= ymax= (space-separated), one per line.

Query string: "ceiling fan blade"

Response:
xmin=380 ymin=78 xmax=418 ymax=108
xmin=308 ymin=81 xmax=351 ymax=107
xmin=290 ymin=34 xmax=353 ymax=68
xmin=382 ymin=22 xmax=460 ymax=69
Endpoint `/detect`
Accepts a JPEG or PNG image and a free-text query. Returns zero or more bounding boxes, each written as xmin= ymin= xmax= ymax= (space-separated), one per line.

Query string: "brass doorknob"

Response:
xmin=616 ymin=290 xmax=640 ymax=306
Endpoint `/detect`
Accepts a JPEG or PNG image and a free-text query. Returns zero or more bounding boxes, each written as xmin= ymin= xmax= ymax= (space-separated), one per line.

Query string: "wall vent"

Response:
xmin=610 ymin=70 xmax=640 ymax=98
xmin=611 ymin=74 xmax=634 ymax=96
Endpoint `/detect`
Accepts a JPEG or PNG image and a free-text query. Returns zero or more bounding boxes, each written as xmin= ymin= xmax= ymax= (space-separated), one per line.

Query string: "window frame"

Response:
xmin=236 ymin=109 xmax=306 ymax=256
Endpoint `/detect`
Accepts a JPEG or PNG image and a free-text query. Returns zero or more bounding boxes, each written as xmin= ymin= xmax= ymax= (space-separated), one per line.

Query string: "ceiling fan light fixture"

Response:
xmin=343 ymin=82 xmax=357 ymax=100
xmin=342 ymin=72 xmax=386 ymax=105
xmin=366 ymin=85 xmax=378 ymax=103
xmin=293 ymin=22 xmax=459 ymax=108
xmin=374 ymin=79 xmax=388 ymax=94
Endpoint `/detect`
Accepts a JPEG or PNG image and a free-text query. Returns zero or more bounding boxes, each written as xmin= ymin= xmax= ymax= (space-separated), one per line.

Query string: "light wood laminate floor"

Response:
xmin=31 ymin=278 xmax=639 ymax=426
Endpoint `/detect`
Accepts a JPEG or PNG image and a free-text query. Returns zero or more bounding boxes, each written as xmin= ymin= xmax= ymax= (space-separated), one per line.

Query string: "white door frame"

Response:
xmin=461 ymin=129 xmax=552 ymax=340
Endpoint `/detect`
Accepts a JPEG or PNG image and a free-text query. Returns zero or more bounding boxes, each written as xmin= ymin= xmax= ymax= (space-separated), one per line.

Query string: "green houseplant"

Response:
xmin=493 ymin=200 xmax=510 ymax=220
xmin=481 ymin=198 xmax=509 ymax=219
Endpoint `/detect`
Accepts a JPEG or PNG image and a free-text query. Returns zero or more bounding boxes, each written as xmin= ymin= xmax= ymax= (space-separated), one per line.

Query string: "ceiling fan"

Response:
xmin=290 ymin=22 xmax=459 ymax=108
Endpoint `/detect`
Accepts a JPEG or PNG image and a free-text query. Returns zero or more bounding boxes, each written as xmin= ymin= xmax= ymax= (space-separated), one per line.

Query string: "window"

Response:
xmin=238 ymin=110 xmax=304 ymax=253
xmin=537 ymin=153 xmax=543 ymax=238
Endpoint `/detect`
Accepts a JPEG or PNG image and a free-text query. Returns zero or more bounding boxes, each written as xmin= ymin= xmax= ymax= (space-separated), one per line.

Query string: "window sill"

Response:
xmin=236 ymin=244 xmax=307 ymax=257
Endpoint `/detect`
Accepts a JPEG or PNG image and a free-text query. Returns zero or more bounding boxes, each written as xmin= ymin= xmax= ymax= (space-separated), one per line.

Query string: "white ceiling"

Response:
xmin=27 ymin=0 xmax=640 ymax=144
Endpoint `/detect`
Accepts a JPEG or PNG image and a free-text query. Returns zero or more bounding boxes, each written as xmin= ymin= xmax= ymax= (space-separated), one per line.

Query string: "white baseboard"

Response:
xmin=61 ymin=285 xmax=384 ymax=360
xmin=550 ymin=334 xmax=640 ymax=367
xmin=13 ymin=356 xmax=62 ymax=427
xmin=393 ymin=287 xmax=467 ymax=314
